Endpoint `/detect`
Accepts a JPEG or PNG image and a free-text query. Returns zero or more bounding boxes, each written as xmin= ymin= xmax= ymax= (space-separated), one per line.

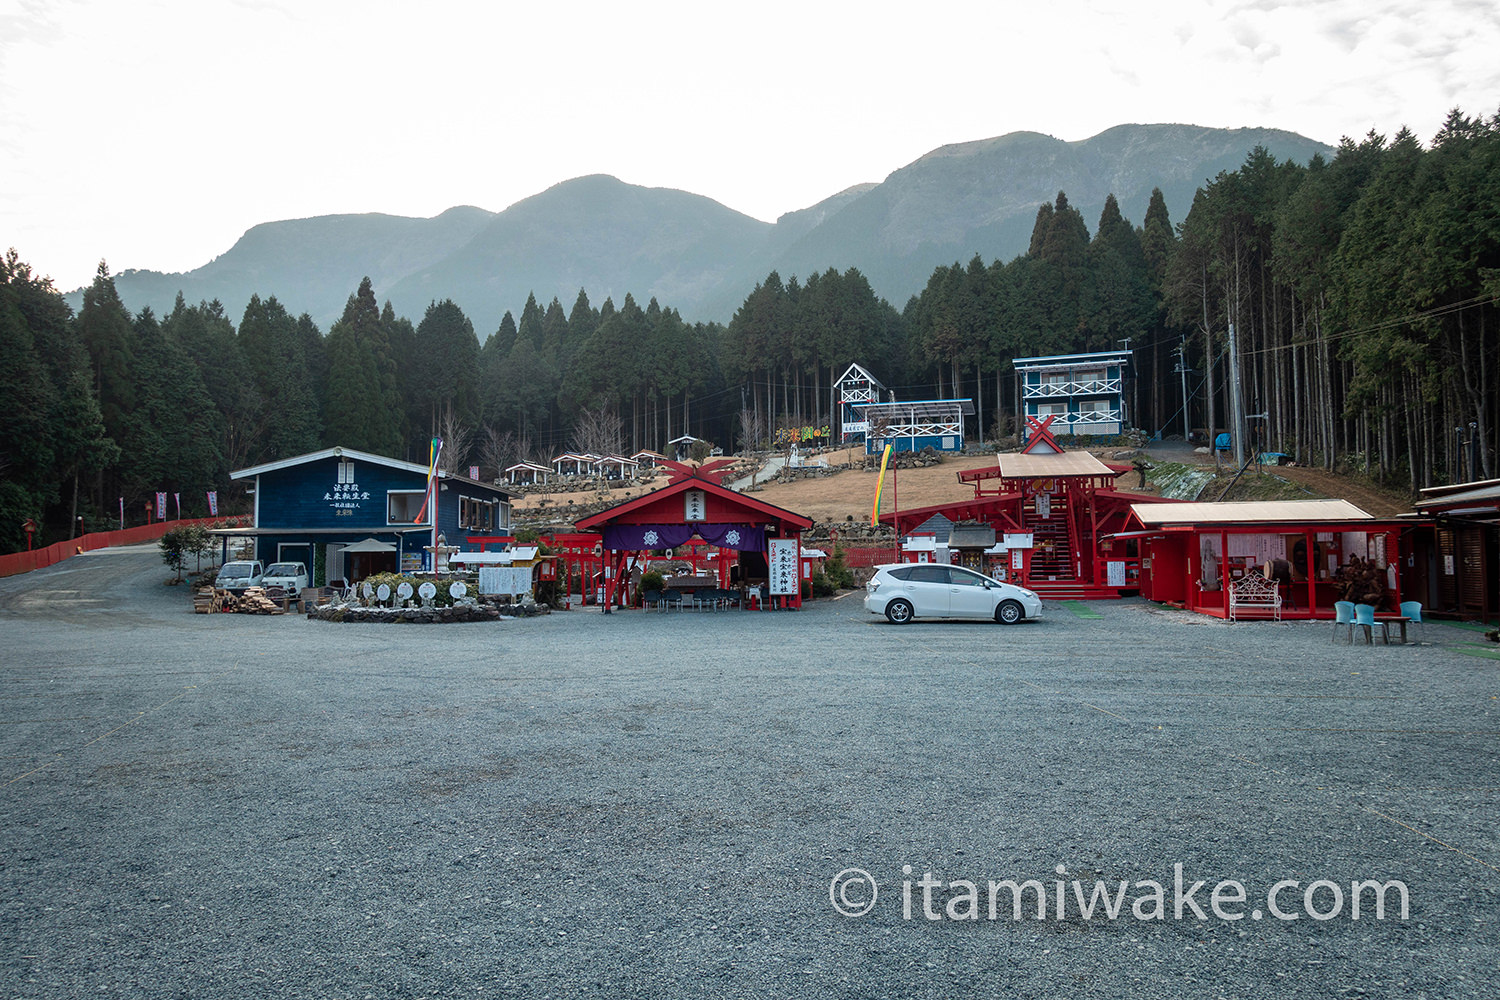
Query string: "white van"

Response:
xmin=216 ymin=560 xmax=264 ymax=594
xmin=261 ymin=562 xmax=309 ymax=594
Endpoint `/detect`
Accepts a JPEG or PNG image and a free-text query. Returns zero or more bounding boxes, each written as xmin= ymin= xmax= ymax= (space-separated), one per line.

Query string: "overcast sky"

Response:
xmin=3 ymin=0 xmax=1498 ymax=293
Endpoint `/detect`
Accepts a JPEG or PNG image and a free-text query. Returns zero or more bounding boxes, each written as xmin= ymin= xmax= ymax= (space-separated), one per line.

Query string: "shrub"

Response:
xmin=809 ymin=569 xmax=836 ymax=598
xmin=824 ymin=548 xmax=856 ymax=590
xmin=158 ymin=528 xmax=188 ymax=583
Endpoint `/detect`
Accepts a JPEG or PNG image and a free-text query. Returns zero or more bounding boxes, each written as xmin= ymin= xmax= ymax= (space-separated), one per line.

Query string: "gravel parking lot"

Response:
xmin=1 ymin=545 xmax=1497 ymax=998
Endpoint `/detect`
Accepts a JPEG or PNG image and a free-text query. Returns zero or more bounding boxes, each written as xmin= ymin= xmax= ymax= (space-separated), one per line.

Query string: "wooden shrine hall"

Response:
xmin=575 ymin=459 xmax=814 ymax=611
xmin=879 ymin=416 xmax=1178 ymax=599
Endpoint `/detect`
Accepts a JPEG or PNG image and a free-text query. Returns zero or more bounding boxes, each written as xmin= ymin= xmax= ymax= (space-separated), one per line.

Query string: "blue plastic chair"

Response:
xmin=1332 ymin=601 xmax=1356 ymax=644
xmin=1353 ymin=603 xmax=1380 ymax=645
xmin=1399 ymin=601 xmax=1425 ymax=642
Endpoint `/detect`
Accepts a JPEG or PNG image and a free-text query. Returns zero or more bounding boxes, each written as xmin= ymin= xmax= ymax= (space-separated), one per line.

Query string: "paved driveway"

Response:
xmin=1 ymin=547 xmax=1496 ymax=997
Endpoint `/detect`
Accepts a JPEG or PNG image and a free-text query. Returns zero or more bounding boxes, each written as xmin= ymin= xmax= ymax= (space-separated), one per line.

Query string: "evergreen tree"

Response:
xmin=239 ymin=294 xmax=322 ymax=463
xmin=324 ymin=277 xmax=402 ymax=455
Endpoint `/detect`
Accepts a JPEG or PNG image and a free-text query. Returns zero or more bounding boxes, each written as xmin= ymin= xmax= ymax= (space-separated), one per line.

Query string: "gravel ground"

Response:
xmin=1 ymin=546 xmax=1497 ymax=998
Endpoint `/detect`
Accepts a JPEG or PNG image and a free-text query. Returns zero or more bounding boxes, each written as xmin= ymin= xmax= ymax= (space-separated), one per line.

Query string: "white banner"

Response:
xmin=768 ymin=538 xmax=799 ymax=595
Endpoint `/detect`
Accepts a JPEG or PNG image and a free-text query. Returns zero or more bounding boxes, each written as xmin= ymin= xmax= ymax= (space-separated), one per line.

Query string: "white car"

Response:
xmin=864 ymin=562 xmax=1043 ymax=624
xmin=216 ymin=560 xmax=264 ymax=594
xmin=261 ymin=561 xmax=309 ymax=594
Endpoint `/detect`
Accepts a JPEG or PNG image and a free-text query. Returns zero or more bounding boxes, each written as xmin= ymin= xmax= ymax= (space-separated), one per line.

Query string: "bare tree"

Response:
xmin=437 ymin=404 xmax=473 ymax=475
xmin=572 ymin=406 xmax=624 ymax=458
xmin=478 ymin=425 xmax=534 ymax=481
xmin=738 ymin=408 xmax=762 ymax=453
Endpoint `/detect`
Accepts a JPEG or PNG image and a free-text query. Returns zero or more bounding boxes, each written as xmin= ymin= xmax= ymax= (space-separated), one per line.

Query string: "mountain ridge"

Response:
xmin=73 ymin=123 xmax=1335 ymax=333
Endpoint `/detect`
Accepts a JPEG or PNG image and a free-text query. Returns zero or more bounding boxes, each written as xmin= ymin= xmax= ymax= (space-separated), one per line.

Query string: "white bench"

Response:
xmin=1229 ymin=571 xmax=1282 ymax=621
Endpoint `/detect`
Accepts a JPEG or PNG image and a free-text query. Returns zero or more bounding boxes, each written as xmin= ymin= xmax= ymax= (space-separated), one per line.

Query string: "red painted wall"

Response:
xmin=0 ymin=518 xmax=229 ymax=578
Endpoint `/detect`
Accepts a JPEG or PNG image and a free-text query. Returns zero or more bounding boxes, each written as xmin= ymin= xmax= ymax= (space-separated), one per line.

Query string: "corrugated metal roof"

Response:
xmin=1417 ymin=481 xmax=1500 ymax=509
xmin=997 ymin=451 xmax=1118 ymax=478
xmin=948 ymin=523 xmax=997 ymax=548
xmin=1131 ymin=499 xmax=1374 ymax=525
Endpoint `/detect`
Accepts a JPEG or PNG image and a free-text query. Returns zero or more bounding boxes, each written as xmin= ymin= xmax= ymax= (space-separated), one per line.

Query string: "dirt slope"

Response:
xmin=516 ymin=445 xmax=1417 ymax=527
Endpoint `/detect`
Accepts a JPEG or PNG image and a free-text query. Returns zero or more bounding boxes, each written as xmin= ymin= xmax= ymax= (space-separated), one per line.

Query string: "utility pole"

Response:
xmin=1174 ymin=337 xmax=1193 ymax=439
xmin=1227 ymin=321 xmax=1246 ymax=467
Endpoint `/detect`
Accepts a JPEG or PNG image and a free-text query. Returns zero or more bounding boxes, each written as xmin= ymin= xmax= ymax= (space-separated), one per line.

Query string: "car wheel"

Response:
xmin=996 ymin=600 xmax=1024 ymax=624
xmin=885 ymin=599 xmax=915 ymax=624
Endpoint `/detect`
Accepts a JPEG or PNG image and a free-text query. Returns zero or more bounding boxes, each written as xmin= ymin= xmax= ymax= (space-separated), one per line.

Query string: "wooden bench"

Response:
xmin=1229 ymin=570 xmax=1282 ymax=621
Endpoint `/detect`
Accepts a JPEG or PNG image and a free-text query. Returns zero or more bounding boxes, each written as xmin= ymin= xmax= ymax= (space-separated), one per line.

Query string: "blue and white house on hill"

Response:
xmin=225 ymin=447 xmax=518 ymax=585
xmin=1014 ymin=350 xmax=1132 ymax=439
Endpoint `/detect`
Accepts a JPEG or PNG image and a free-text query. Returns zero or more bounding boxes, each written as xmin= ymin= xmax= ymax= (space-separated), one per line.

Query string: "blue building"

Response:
xmin=223 ymin=447 xmax=518 ymax=586
xmin=857 ymin=398 xmax=976 ymax=455
xmin=1014 ymin=350 xmax=1132 ymax=439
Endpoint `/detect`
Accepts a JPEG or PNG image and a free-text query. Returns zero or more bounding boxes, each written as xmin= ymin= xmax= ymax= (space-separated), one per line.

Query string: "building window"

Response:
xmin=459 ymin=496 xmax=496 ymax=531
xmin=1079 ymin=399 xmax=1112 ymax=412
xmin=1037 ymin=402 xmax=1068 ymax=417
xmin=338 ymin=459 xmax=355 ymax=485
xmin=388 ymin=490 xmax=428 ymax=524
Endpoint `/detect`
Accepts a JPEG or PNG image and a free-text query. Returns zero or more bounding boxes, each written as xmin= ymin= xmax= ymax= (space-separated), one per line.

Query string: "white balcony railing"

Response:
xmin=1024 ymin=378 xmax=1120 ymax=399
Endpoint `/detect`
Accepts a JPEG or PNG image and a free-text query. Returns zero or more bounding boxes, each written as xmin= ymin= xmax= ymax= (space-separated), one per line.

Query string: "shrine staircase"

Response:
xmin=1021 ymin=500 xmax=1078 ymax=598
xmin=1019 ymin=498 xmax=1119 ymax=601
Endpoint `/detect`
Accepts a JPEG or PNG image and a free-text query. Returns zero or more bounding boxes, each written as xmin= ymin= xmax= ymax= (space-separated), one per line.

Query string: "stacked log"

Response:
xmin=193 ymin=587 xmax=224 ymax=614
xmin=219 ymin=587 xmax=285 ymax=615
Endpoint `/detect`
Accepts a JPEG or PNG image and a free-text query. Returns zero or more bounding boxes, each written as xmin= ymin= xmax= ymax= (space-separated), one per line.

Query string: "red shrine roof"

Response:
xmin=575 ymin=468 xmax=812 ymax=532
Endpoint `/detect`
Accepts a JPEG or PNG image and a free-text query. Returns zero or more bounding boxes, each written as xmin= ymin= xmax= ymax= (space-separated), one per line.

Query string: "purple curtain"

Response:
xmin=601 ymin=523 xmax=767 ymax=552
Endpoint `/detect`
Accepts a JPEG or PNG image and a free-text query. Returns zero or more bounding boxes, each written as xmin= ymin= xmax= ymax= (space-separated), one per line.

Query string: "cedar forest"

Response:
xmin=2 ymin=112 xmax=1498 ymax=554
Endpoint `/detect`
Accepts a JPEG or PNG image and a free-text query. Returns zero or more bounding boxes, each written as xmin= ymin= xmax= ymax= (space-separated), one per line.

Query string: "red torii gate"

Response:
xmin=880 ymin=416 xmax=1178 ymax=598
xmin=575 ymin=460 xmax=814 ymax=611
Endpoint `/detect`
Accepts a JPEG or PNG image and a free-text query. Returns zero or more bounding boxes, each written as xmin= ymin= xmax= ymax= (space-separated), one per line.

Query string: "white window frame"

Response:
xmin=388 ymin=489 xmax=430 ymax=525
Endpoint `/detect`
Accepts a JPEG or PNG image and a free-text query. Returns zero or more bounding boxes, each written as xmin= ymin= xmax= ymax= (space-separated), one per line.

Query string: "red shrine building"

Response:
xmin=879 ymin=417 xmax=1179 ymax=599
xmin=575 ymin=460 xmax=814 ymax=610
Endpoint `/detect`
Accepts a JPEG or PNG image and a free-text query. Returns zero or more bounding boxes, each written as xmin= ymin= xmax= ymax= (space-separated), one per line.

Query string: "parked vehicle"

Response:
xmin=261 ymin=562 xmax=309 ymax=594
xmin=216 ymin=560 xmax=264 ymax=594
xmin=863 ymin=563 xmax=1043 ymax=624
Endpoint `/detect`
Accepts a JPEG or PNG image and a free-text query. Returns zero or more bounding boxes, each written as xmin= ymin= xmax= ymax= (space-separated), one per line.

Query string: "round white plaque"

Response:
xmin=449 ymin=581 xmax=468 ymax=600
xmin=376 ymin=583 xmax=391 ymax=602
xmin=418 ymin=581 xmax=437 ymax=600
xmin=396 ymin=582 xmax=413 ymax=600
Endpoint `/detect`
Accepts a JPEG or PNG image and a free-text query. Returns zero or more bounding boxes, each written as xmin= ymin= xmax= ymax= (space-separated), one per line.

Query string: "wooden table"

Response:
xmin=1375 ymin=616 xmax=1410 ymax=644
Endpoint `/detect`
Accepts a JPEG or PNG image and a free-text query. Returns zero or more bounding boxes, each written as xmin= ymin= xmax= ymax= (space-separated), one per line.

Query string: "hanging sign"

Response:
xmin=1036 ymin=493 xmax=1052 ymax=520
xmin=684 ymin=489 xmax=707 ymax=521
xmin=768 ymin=538 xmax=799 ymax=595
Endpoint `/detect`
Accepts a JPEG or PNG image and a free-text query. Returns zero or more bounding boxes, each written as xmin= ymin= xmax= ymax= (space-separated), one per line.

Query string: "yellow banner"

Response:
xmin=870 ymin=443 xmax=893 ymax=525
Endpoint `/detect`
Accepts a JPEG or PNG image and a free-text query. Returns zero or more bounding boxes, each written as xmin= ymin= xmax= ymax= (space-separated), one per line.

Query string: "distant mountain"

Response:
xmin=734 ymin=124 xmax=1334 ymax=314
xmin=384 ymin=174 xmax=772 ymax=334
xmin=76 ymin=124 xmax=1334 ymax=332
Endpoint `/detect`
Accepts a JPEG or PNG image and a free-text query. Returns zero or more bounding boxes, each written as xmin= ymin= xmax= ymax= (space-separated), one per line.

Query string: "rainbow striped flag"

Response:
xmin=413 ymin=436 xmax=443 ymax=524
xmin=870 ymin=443 xmax=893 ymax=525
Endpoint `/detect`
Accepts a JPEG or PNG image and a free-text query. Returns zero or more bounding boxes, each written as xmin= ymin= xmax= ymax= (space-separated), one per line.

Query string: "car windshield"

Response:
xmin=265 ymin=564 xmax=301 ymax=576
xmin=220 ymin=565 xmax=251 ymax=579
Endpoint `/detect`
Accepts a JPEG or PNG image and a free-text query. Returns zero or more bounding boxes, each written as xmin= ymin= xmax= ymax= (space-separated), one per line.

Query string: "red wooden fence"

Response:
xmin=0 ymin=518 xmax=233 ymax=579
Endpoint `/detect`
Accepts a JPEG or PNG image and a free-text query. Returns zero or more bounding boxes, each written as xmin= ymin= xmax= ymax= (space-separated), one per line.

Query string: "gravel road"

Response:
xmin=1 ymin=546 xmax=1496 ymax=998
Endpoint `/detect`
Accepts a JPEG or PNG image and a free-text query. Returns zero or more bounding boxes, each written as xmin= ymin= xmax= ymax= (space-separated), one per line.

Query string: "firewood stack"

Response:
xmin=219 ymin=587 xmax=285 ymax=615
xmin=193 ymin=587 xmax=223 ymax=614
